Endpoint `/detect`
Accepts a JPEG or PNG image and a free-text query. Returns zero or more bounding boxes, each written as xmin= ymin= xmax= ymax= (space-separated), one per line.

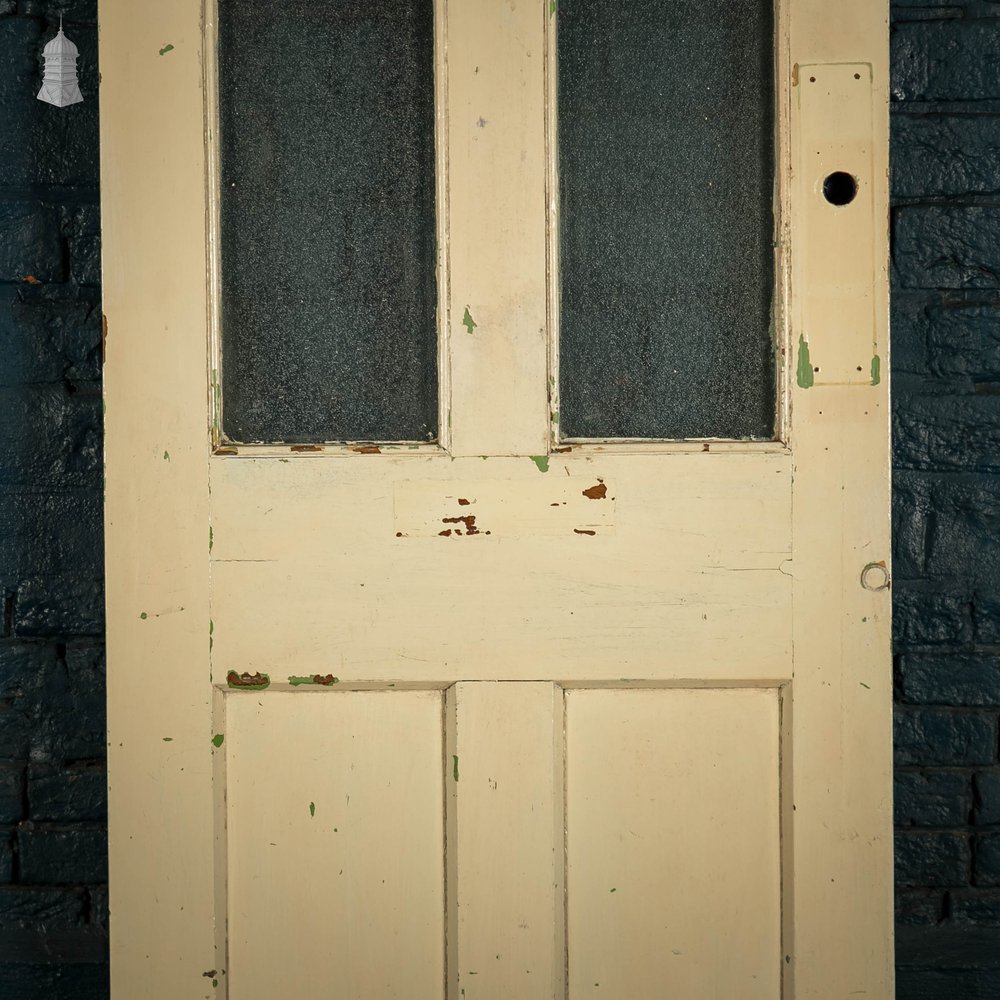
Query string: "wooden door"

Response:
xmin=100 ymin=1 xmax=893 ymax=998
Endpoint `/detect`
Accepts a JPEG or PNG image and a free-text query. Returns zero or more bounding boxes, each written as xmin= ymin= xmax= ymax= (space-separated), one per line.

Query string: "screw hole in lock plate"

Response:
xmin=823 ymin=171 xmax=858 ymax=206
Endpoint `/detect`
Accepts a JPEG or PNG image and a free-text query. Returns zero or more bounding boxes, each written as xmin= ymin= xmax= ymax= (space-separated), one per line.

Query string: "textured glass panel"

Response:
xmin=558 ymin=0 xmax=776 ymax=440
xmin=219 ymin=0 xmax=437 ymax=444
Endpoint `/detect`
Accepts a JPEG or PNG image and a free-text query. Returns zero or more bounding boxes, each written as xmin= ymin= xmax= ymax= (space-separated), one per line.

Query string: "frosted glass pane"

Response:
xmin=218 ymin=0 xmax=437 ymax=444
xmin=558 ymin=0 xmax=776 ymax=440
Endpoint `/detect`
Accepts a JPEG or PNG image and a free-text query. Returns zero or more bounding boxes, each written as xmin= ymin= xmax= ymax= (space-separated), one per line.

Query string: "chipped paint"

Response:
xmin=462 ymin=306 xmax=477 ymax=334
xmin=796 ymin=334 xmax=814 ymax=389
xmin=212 ymin=734 xmax=225 ymax=748
xmin=441 ymin=514 xmax=488 ymax=537
xmin=870 ymin=354 xmax=881 ymax=386
xmin=226 ymin=670 xmax=271 ymax=691
xmin=289 ymin=674 xmax=340 ymax=686
xmin=290 ymin=444 xmax=323 ymax=453
xmin=574 ymin=528 xmax=596 ymax=536
xmin=457 ymin=498 xmax=472 ymax=506
xmin=530 ymin=455 xmax=550 ymax=473
xmin=159 ymin=43 xmax=175 ymax=55
xmin=352 ymin=445 xmax=382 ymax=455
xmin=162 ymin=737 xmax=173 ymax=742
xmin=453 ymin=755 xmax=460 ymax=782
xmin=582 ymin=481 xmax=607 ymax=500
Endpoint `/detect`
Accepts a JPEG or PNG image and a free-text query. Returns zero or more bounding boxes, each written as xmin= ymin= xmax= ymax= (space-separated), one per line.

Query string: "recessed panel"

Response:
xmin=566 ymin=688 xmax=781 ymax=998
xmin=557 ymin=0 xmax=776 ymax=440
xmin=226 ymin=691 xmax=445 ymax=999
xmin=218 ymin=0 xmax=438 ymax=443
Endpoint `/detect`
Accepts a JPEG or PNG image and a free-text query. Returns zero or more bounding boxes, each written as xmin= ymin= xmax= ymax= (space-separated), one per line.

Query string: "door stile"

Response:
xmin=787 ymin=0 xmax=893 ymax=995
xmin=100 ymin=0 xmax=218 ymax=996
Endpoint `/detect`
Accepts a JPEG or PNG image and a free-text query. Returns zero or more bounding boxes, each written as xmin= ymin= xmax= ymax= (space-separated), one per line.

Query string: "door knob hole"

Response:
xmin=823 ymin=171 xmax=858 ymax=206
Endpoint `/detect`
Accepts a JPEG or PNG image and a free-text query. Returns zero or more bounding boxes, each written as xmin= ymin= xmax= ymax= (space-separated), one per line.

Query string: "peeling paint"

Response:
xmin=870 ymin=354 xmax=881 ymax=386
xmin=582 ymin=481 xmax=607 ymax=500
xmin=796 ymin=334 xmax=814 ymax=389
xmin=289 ymin=674 xmax=340 ymax=686
xmin=226 ymin=670 xmax=270 ymax=691
xmin=290 ymin=444 xmax=323 ymax=453
xmin=530 ymin=455 xmax=550 ymax=473
xmin=212 ymin=734 xmax=225 ymax=748
xmin=462 ymin=306 xmax=477 ymax=335
xmin=352 ymin=445 xmax=382 ymax=454
xmin=159 ymin=43 xmax=175 ymax=55
xmin=441 ymin=514 xmax=486 ymax=536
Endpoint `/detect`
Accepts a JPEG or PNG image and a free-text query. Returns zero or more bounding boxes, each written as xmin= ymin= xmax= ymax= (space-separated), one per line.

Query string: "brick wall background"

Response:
xmin=0 ymin=1 xmax=997 ymax=998
xmin=891 ymin=0 xmax=1000 ymax=996
xmin=0 ymin=1 xmax=108 ymax=997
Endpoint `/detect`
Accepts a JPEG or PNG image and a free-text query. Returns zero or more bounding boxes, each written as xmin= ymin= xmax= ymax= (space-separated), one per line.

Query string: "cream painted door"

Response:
xmin=100 ymin=1 xmax=892 ymax=998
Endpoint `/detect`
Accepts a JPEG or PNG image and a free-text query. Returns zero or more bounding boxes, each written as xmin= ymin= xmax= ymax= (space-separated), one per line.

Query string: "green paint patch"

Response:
xmin=163 ymin=450 xmax=170 ymax=461
xmin=288 ymin=675 xmax=314 ymax=686
xmin=870 ymin=354 xmax=881 ymax=386
xmin=609 ymin=887 xmax=616 ymax=892
xmin=209 ymin=526 xmax=214 ymax=552
xmin=796 ymin=334 xmax=814 ymax=389
xmin=860 ymin=682 xmax=871 ymax=690
xmin=550 ymin=0 xmax=557 ymax=12
xmin=162 ymin=737 xmax=173 ymax=742
xmin=530 ymin=455 xmax=550 ymax=473
xmin=453 ymin=754 xmax=460 ymax=782
xmin=551 ymin=411 xmax=559 ymax=425
xmin=309 ymin=801 xmax=316 ymax=817
xmin=212 ymin=734 xmax=225 ymax=748
xmin=139 ymin=612 xmax=148 ymax=620
xmin=462 ymin=305 xmax=477 ymax=335
xmin=159 ymin=43 xmax=175 ymax=55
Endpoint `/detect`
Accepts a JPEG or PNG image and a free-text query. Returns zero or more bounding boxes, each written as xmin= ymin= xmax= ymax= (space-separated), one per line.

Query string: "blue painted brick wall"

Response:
xmin=0 ymin=1 xmax=107 ymax=996
xmin=892 ymin=0 xmax=1000 ymax=995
